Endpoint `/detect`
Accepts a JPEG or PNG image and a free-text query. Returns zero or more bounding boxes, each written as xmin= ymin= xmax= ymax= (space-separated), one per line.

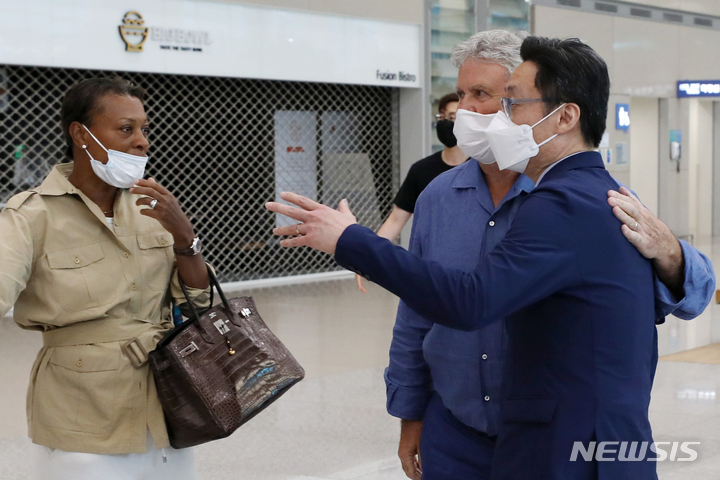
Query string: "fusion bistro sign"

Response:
xmin=118 ymin=11 xmax=212 ymax=53
xmin=376 ymin=70 xmax=417 ymax=83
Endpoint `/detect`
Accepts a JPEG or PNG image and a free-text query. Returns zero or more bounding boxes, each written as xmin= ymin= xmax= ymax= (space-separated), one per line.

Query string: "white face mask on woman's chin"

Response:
xmin=82 ymin=124 xmax=148 ymax=189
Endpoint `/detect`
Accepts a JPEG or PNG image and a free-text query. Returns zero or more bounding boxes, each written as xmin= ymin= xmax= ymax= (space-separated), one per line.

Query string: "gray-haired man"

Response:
xmin=264 ymin=30 xmax=714 ymax=479
xmin=380 ymin=30 xmax=713 ymax=480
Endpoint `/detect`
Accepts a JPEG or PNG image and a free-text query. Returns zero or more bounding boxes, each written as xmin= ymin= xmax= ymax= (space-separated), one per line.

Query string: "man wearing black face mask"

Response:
xmin=355 ymin=92 xmax=467 ymax=292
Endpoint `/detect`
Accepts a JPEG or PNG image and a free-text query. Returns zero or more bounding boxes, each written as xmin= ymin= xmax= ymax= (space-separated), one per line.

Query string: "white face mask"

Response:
xmin=82 ymin=125 xmax=148 ymax=189
xmin=485 ymin=104 xmax=566 ymax=173
xmin=453 ymin=109 xmax=497 ymax=165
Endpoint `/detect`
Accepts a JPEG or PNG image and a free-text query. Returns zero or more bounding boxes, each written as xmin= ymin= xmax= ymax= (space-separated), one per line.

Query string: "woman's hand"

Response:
xmin=130 ymin=178 xmax=195 ymax=249
xmin=131 ymin=178 xmax=208 ymax=290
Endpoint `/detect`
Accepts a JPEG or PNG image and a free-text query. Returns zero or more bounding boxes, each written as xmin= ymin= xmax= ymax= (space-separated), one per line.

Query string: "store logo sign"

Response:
xmin=118 ymin=11 xmax=212 ymax=53
xmin=119 ymin=11 xmax=149 ymax=52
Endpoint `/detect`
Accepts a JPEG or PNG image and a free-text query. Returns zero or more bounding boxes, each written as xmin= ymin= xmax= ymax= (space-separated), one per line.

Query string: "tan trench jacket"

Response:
xmin=0 ymin=163 xmax=211 ymax=454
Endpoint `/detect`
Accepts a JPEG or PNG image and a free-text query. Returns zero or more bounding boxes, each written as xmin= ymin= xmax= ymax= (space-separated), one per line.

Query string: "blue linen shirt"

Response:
xmin=384 ymin=159 xmax=716 ymax=436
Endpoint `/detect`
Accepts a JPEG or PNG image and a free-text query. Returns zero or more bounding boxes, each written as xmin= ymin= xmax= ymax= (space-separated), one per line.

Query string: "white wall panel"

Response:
xmin=630 ymin=97 xmax=659 ymax=214
xmin=679 ymin=26 xmax=720 ymax=80
xmin=532 ymin=6 xmax=615 ymax=79
xmin=204 ymin=0 xmax=425 ymax=24
xmin=628 ymin=0 xmax=720 ymax=18
xmin=688 ymin=99 xmax=713 ymax=241
xmin=611 ymin=17 xmax=680 ymax=97
xmin=0 ymin=0 xmax=421 ymax=88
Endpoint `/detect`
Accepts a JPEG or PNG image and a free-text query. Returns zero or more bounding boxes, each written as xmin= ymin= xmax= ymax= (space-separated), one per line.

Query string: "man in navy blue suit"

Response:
xmin=267 ymin=37 xmax=663 ymax=479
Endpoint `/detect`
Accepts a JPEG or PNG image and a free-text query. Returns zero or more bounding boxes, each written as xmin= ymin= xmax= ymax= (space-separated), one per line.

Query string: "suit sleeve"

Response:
xmin=336 ymin=189 xmax=578 ymax=331
xmin=0 ymin=208 xmax=34 ymax=319
xmin=654 ymin=240 xmax=715 ymax=321
xmin=385 ymin=198 xmax=434 ymax=420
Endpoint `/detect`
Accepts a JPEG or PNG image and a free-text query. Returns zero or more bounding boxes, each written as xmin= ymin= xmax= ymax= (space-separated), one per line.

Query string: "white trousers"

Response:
xmin=33 ymin=431 xmax=199 ymax=480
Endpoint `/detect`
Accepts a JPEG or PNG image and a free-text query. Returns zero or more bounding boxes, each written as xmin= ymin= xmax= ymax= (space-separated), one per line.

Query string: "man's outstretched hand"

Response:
xmin=265 ymin=192 xmax=358 ymax=255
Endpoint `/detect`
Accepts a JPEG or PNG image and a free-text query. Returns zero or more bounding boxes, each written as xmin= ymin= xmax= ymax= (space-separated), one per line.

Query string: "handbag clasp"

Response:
xmin=179 ymin=341 xmax=199 ymax=357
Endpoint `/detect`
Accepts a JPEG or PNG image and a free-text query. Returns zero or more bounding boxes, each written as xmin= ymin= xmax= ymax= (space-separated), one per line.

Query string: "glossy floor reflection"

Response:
xmin=0 ymin=238 xmax=718 ymax=479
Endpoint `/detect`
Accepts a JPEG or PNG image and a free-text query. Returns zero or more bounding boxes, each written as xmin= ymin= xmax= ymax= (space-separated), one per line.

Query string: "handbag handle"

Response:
xmin=178 ymin=265 xmax=232 ymax=320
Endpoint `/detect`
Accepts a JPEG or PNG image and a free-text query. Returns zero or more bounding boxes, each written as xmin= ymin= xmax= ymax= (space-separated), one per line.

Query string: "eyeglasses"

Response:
xmin=435 ymin=112 xmax=457 ymax=122
xmin=500 ymin=97 xmax=545 ymax=117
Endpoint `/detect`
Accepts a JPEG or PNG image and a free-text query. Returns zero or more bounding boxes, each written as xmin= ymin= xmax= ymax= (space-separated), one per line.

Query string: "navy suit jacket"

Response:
xmin=335 ymin=152 xmax=657 ymax=480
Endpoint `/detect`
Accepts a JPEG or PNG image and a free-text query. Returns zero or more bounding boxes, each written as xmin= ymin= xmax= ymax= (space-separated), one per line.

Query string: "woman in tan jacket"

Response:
xmin=0 ymin=77 xmax=211 ymax=479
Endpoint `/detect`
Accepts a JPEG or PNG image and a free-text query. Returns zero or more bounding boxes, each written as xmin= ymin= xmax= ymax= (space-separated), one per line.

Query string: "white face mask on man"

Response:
xmin=453 ymin=109 xmax=497 ymax=165
xmin=82 ymin=125 xmax=148 ymax=189
xmin=453 ymin=103 xmax=566 ymax=173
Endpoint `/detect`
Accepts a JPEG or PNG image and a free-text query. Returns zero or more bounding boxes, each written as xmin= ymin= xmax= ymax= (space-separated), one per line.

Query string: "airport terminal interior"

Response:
xmin=3 ymin=0 xmax=720 ymax=478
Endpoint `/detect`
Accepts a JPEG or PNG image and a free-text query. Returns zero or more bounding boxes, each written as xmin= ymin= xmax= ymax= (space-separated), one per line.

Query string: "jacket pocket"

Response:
xmin=137 ymin=231 xmax=174 ymax=292
xmin=34 ymin=344 xmax=123 ymax=434
xmin=502 ymin=396 xmax=558 ymax=424
xmin=45 ymin=244 xmax=117 ymax=312
xmin=46 ymin=244 xmax=105 ymax=269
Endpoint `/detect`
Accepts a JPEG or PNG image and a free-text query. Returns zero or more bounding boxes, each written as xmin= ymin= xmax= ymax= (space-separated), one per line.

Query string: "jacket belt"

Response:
xmin=42 ymin=318 xmax=170 ymax=368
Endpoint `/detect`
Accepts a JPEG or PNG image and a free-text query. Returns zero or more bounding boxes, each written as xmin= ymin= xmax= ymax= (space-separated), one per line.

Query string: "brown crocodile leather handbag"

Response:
xmin=148 ymin=267 xmax=305 ymax=449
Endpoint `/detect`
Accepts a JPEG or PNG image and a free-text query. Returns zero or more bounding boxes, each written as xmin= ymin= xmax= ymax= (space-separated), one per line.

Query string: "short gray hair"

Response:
xmin=451 ymin=30 xmax=528 ymax=76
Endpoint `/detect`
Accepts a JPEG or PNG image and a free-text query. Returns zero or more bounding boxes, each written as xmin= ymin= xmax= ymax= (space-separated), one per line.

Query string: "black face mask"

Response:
xmin=436 ymin=119 xmax=457 ymax=148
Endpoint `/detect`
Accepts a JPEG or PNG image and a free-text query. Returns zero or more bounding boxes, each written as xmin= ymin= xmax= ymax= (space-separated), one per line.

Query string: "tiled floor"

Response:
xmin=0 ymin=238 xmax=719 ymax=479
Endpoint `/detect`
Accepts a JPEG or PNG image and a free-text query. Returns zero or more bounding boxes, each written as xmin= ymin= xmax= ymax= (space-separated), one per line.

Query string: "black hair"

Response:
xmin=60 ymin=77 xmax=147 ymax=158
xmin=520 ymin=36 xmax=609 ymax=148
xmin=438 ymin=92 xmax=460 ymax=115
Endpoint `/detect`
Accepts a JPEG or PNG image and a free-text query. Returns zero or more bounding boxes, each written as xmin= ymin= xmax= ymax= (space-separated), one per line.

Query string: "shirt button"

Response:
xmin=132 ymin=284 xmax=138 ymax=291
xmin=484 ymin=396 xmax=491 ymax=402
xmin=76 ymin=360 xmax=83 ymax=368
xmin=489 ymin=221 xmax=495 ymax=227
xmin=123 ymin=252 xmax=129 ymax=258
xmin=482 ymin=353 xmax=488 ymax=360
xmin=160 ymin=238 xmax=167 ymax=245
xmin=74 ymin=257 xmax=81 ymax=264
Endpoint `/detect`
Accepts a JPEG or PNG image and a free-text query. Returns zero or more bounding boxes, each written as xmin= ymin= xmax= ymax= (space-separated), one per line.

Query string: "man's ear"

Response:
xmin=68 ymin=121 xmax=89 ymax=151
xmin=557 ymin=103 xmax=581 ymax=135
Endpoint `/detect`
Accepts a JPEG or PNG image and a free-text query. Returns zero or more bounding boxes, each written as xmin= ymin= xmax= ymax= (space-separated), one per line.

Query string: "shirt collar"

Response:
xmin=450 ymin=159 xmax=532 ymax=192
xmin=450 ymin=159 xmax=535 ymax=213
xmin=450 ymin=158 xmax=485 ymax=190
xmin=534 ymin=151 xmax=587 ymax=186
xmin=35 ymin=163 xmax=81 ymax=196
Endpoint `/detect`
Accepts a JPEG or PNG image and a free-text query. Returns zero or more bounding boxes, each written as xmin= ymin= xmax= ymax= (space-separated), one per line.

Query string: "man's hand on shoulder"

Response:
xmin=607 ymin=187 xmax=685 ymax=297
xmin=265 ymin=192 xmax=357 ymax=255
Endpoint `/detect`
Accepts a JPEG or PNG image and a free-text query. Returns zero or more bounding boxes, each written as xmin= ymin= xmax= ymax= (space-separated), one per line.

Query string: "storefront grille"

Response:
xmin=0 ymin=65 xmax=400 ymax=282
